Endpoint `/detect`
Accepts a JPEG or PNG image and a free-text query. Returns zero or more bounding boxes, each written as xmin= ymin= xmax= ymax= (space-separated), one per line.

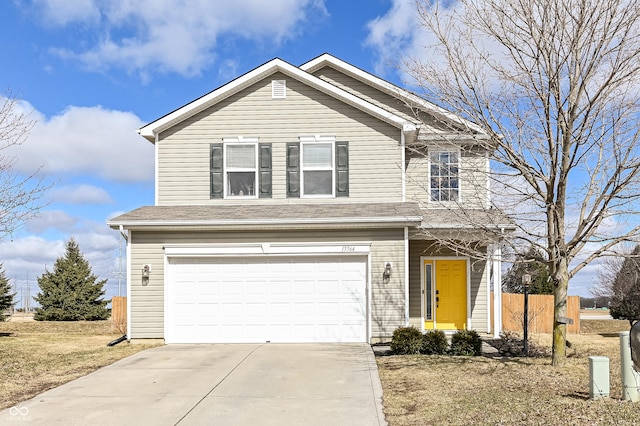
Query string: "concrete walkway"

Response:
xmin=0 ymin=343 xmax=387 ymax=426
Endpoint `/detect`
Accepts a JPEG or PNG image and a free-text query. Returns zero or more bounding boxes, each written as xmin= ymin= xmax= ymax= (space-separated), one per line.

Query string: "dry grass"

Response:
xmin=0 ymin=320 xmax=157 ymax=410
xmin=377 ymin=320 xmax=640 ymax=426
xmin=581 ymin=319 xmax=631 ymax=335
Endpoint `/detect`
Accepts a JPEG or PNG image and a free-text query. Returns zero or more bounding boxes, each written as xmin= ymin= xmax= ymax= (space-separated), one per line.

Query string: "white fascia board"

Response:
xmin=138 ymin=57 xmax=414 ymax=142
xmin=420 ymin=223 xmax=517 ymax=231
xmin=417 ymin=133 xmax=490 ymax=142
xmin=108 ymin=215 xmax=423 ymax=229
xmin=301 ymin=54 xmax=487 ymax=137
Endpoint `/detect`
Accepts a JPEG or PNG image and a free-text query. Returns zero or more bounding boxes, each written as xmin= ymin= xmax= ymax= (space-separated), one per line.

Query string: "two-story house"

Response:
xmin=108 ymin=54 xmax=512 ymax=344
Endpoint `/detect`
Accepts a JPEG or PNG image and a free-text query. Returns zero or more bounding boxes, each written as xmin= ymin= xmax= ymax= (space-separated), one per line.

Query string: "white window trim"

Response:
xmin=223 ymin=136 xmax=259 ymax=199
xmin=428 ymin=148 xmax=461 ymax=204
xmin=300 ymin=135 xmax=335 ymax=198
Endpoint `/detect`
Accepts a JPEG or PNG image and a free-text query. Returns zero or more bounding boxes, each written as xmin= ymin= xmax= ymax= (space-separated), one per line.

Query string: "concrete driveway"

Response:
xmin=1 ymin=343 xmax=387 ymax=426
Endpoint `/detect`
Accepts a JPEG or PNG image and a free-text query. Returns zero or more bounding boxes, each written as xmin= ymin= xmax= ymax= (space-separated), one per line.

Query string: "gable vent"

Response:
xmin=272 ymin=80 xmax=286 ymax=99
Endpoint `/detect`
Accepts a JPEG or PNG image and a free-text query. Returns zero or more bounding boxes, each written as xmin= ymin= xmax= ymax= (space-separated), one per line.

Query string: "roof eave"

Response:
xmin=301 ymin=53 xmax=488 ymax=137
xmin=420 ymin=223 xmax=517 ymax=231
xmin=109 ymin=216 xmax=422 ymax=231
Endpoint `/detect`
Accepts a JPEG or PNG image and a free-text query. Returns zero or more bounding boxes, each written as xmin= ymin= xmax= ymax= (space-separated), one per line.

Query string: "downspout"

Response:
xmin=154 ymin=133 xmax=159 ymax=206
xmin=401 ymin=130 xmax=406 ymax=202
xmin=125 ymin=227 xmax=132 ymax=341
xmin=485 ymin=151 xmax=491 ymax=208
xmin=119 ymin=225 xmax=128 ymax=242
xmin=400 ymin=123 xmax=418 ymax=202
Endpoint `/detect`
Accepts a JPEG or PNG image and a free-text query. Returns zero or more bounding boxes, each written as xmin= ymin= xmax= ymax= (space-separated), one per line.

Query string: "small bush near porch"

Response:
xmin=378 ymin=320 xmax=640 ymax=425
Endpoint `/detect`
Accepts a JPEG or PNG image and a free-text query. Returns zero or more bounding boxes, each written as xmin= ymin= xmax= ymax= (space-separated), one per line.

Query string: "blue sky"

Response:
xmin=0 ymin=0 xmax=594 ymax=306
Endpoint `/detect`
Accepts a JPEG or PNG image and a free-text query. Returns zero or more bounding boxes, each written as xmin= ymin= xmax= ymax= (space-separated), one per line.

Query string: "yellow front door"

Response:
xmin=424 ymin=259 xmax=467 ymax=330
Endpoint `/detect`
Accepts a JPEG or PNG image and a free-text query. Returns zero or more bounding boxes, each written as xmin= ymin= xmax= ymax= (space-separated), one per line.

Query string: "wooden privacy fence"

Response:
xmin=111 ymin=296 xmax=127 ymax=334
xmin=492 ymin=293 xmax=581 ymax=334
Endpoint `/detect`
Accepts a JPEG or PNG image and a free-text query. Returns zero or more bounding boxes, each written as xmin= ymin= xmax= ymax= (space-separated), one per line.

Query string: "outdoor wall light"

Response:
xmin=142 ymin=264 xmax=151 ymax=286
xmin=383 ymin=262 xmax=393 ymax=279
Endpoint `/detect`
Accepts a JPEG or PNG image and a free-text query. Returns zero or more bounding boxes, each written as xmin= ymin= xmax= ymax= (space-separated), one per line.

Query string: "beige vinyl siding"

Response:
xmin=370 ymin=232 xmax=406 ymax=341
xmin=408 ymin=240 xmax=488 ymax=332
xmin=128 ymin=228 xmax=406 ymax=342
xmin=469 ymin=258 xmax=488 ymax=332
xmin=405 ymin=148 xmax=489 ymax=208
xmin=407 ymin=241 xmax=423 ymax=323
xmin=156 ymin=72 xmax=403 ymax=205
xmin=461 ymin=148 xmax=489 ymax=209
xmin=311 ymin=67 xmax=419 ymax=123
xmin=129 ymin=234 xmax=166 ymax=338
xmin=405 ymin=155 xmax=429 ymax=205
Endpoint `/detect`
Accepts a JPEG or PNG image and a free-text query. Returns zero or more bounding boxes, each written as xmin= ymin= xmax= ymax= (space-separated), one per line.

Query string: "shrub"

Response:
xmin=421 ymin=330 xmax=449 ymax=355
xmin=390 ymin=327 xmax=423 ymax=355
xmin=449 ymin=330 xmax=483 ymax=356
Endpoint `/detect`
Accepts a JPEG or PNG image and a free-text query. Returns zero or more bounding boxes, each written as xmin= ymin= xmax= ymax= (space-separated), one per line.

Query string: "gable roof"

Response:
xmin=300 ymin=53 xmax=488 ymax=139
xmin=138 ymin=57 xmax=418 ymax=143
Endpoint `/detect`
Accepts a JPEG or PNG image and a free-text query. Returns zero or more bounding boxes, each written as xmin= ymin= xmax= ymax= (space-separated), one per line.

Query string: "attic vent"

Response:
xmin=272 ymin=80 xmax=286 ymax=99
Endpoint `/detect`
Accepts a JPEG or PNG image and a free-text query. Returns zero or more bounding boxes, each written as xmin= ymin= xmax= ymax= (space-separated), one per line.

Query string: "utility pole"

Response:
xmin=111 ymin=237 xmax=125 ymax=297
xmin=11 ymin=277 xmax=16 ymax=315
xmin=26 ymin=272 xmax=30 ymax=313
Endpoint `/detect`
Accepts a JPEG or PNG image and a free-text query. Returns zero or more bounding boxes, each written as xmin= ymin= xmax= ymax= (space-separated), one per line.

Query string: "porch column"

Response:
xmin=404 ymin=227 xmax=410 ymax=326
xmin=492 ymin=244 xmax=503 ymax=338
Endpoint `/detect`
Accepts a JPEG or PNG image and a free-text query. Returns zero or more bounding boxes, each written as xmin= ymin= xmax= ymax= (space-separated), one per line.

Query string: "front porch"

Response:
xmin=407 ymin=239 xmax=503 ymax=337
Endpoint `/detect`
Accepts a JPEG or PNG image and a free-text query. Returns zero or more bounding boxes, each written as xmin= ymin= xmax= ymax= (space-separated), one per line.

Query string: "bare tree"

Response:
xmin=593 ymin=245 xmax=640 ymax=325
xmin=592 ymin=251 xmax=625 ymax=300
xmin=0 ymin=90 xmax=48 ymax=239
xmin=404 ymin=0 xmax=640 ymax=365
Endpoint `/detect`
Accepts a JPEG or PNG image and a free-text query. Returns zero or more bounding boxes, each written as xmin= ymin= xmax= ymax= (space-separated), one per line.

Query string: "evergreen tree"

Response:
xmin=0 ymin=264 xmax=15 ymax=321
xmin=609 ymin=245 xmax=640 ymax=325
xmin=34 ymin=238 xmax=109 ymax=321
xmin=503 ymin=246 xmax=553 ymax=294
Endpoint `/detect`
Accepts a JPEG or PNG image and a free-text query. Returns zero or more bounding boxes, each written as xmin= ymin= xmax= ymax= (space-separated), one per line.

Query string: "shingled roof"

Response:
xmin=108 ymin=202 xmax=514 ymax=232
xmin=108 ymin=202 xmax=423 ymax=229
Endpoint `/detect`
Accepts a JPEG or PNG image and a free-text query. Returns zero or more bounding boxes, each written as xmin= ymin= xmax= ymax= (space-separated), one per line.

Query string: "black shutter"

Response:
xmin=259 ymin=143 xmax=272 ymax=198
xmin=286 ymin=142 xmax=300 ymax=198
xmin=335 ymin=141 xmax=349 ymax=197
xmin=210 ymin=143 xmax=223 ymax=199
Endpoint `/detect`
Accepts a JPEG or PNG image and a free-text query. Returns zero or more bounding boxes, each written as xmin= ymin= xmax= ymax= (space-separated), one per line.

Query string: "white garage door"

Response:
xmin=166 ymin=256 xmax=367 ymax=343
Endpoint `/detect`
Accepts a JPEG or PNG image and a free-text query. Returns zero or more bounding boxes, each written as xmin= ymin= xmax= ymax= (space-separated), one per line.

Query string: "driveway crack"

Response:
xmin=174 ymin=344 xmax=264 ymax=425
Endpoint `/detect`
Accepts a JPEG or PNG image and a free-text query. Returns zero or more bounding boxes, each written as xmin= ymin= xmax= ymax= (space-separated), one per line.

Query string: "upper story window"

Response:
xmin=210 ymin=137 xmax=272 ymax=199
xmin=286 ymin=136 xmax=349 ymax=198
xmin=430 ymin=151 xmax=459 ymax=202
xmin=301 ymin=137 xmax=334 ymax=196
xmin=225 ymin=142 xmax=257 ymax=197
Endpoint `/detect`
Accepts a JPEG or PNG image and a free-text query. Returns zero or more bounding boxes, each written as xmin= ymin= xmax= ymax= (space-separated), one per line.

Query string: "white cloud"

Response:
xmin=365 ymin=0 xmax=426 ymax=78
xmin=365 ymin=0 xmax=507 ymax=86
xmin=30 ymin=0 xmax=328 ymax=77
xmin=30 ymin=0 xmax=100 ymax=26
xmin=24 ymin=210 xmax=78 ymax=233
xmin=9 ymin=102 xmax=153 ymax=182
xmin=51 ymin=184 xmax=113 ymax=205
xmin=0 ymin=235 xmax=65 ymax=268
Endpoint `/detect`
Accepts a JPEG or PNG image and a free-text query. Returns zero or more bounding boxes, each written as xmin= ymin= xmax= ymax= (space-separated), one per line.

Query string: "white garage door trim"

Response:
xmin=164 ymin=243 xmax=371 ymax=344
